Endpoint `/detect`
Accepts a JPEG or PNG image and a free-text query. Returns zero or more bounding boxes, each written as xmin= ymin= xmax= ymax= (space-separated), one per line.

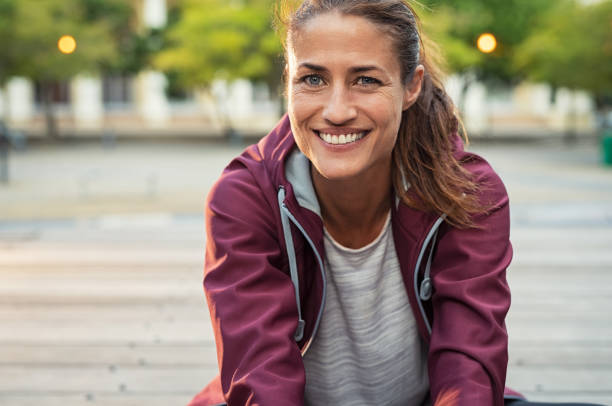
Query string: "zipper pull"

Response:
xmin=419 ymin=277 xmax=432 ymax=301
xmin=294 ymin=319 xmax=305 ymax=341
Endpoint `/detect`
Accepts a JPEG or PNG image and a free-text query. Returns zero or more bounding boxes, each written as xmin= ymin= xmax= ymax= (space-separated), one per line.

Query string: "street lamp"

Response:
xmin=477 ymin=33 xmax=497 ymax=54
xmin=58 ymin=35 xmax=77 ymax=54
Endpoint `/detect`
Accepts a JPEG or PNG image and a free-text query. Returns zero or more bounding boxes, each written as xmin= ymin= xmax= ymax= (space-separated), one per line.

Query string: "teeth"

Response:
xmin=318 ymin=132 xmax=365 ymax=145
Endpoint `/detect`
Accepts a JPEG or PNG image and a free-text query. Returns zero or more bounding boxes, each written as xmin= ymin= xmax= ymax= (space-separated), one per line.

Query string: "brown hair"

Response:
xmin=277 ymin=0 xmax=482 ymax=228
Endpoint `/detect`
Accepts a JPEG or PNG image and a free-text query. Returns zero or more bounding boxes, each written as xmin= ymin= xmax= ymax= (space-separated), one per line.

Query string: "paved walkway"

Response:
xmin=0 ymin=138 xmax=611 ymax=405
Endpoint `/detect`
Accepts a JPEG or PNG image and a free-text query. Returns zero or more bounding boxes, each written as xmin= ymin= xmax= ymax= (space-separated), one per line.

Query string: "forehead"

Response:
xmin=288 ymin=12 xmax=399 ymax=73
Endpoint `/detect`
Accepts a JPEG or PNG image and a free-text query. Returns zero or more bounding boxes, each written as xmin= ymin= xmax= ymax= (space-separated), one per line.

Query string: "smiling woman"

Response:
xmin=185 ymin=1 xmax=596 ymax=406
xmin=286 ymin=11 xmax=423 ymax=248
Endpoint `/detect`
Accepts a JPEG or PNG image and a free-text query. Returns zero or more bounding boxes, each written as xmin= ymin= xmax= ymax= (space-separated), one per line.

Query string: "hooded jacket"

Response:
xmin=189 ymin=115 xmax=524 ymax=406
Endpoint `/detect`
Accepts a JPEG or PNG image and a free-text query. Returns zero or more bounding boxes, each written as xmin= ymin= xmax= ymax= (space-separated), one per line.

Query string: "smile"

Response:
xmin=317 ymin=131 xmax=366 ymax=145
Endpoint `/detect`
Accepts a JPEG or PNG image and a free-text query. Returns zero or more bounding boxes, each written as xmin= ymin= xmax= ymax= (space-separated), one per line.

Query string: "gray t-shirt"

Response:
xmin=303 ymin=213 xmax=430 ymax=405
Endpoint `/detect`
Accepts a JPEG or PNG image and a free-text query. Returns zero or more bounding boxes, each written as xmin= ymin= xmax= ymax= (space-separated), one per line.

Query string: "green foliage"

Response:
xmin=1 ymin=0 xmax=131 ymax=83
xmin=417 ymin=0 xmax=558 ymax=83
xmin=154 ymin=0 xmax=283 ymax=90
xmin=0 ymin=0 xmax=141 ymax=136
xmin=514 ymin=0 xmax=612 ymax=97
xmin=4 ymin=0 xmax=608 ymax=105
xmin=419 ymin=5 xmax=482 ymax=74
xmin=81 ymin=0 xmax=147 ymax=74
xmin=0 ymin=0 xmax=17 ymax=84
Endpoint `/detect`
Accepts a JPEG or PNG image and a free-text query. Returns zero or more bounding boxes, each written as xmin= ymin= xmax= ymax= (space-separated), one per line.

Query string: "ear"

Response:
xmin=402 ymin=64 xmax=425 ymax=111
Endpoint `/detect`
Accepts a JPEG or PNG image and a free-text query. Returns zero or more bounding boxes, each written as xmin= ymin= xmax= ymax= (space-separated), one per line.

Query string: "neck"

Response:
xmin=312 ymin=164 xmax=392 ymax=249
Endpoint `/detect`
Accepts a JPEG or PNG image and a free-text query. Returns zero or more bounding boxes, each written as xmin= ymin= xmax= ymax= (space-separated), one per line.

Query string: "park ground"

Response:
xmin=0 ymin=137 xmax=611 ymax=405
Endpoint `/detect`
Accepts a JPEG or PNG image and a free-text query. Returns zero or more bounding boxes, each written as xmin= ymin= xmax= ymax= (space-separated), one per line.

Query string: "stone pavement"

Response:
xmin=472 ymin=140 xmax=612 ymax=404
xmin=0 ymin=138 xmax=611 ymax=405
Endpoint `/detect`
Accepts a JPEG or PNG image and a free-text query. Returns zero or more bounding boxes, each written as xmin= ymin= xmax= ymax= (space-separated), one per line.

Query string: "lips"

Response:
xmin=315 ymin=127 xmax=369 ymax=145
xmin=318 ymin=131 xmax=366 ymax=145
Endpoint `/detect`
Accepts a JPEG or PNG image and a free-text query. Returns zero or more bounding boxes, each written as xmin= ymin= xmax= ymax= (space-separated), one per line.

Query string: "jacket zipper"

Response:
xmin=413 ymin=215 xmax=446 ymax=336
xmin=278 ymin=186 xmax=327 ymax=355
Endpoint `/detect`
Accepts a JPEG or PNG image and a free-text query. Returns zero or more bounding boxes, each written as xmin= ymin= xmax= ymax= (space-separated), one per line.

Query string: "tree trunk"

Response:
xmin=457 ymin=72 xmax=475 ymax=119
xmin=0 ymin=120 xmax=9 ymax=184
xmin=564 ymin=89 xmax=578 ymax=144
xmin=0 ymin=89 xmax=11 ymax=183
xmin=41 ymin=82 xmax=59 ymax=139
xmin=205 ymin=86 xmax=239 ymax=144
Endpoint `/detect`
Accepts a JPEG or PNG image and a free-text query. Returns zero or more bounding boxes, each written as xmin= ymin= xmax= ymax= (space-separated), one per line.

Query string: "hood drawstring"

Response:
xmin=278 ymin=186 xmax=306 ymax=342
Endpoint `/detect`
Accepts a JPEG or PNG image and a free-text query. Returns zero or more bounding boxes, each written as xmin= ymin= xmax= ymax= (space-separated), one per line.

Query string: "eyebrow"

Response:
xmin=299 ymin=63 xmax=384 ymax=74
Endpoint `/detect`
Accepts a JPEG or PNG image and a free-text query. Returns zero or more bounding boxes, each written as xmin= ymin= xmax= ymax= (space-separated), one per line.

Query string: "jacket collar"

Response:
xmin=285 ymin=148 xmax=321 ymax=216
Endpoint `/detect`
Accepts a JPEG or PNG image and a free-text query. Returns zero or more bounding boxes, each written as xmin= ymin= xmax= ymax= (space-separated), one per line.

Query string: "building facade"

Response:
xmin=0 ymin=0 xmax=597 ymax=139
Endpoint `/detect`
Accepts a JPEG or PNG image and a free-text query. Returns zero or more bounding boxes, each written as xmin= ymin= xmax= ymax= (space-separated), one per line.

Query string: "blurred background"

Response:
xmin=0 ymin=0 xmax=611 ymax=142
xmin=0 ymin=0 xmax=611 ymax=405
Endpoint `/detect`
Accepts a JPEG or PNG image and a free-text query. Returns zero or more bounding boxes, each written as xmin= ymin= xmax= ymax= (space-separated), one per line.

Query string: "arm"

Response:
xmin=204 ymin=165 xmax=305 ymax=406
xmin=428 ymin=168 xmax=512 ymax=406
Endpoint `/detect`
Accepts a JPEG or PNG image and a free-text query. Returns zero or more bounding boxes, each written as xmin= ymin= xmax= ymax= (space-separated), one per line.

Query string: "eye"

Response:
xmin=356 ymin=76 xmax=381 ymax=86
xmin=303 ymin=74 xmax=324 ymax=86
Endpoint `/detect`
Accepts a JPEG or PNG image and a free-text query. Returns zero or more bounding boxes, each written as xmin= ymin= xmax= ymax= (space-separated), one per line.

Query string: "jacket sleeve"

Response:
xmin=428 ymin=165 xmax=512 ymax=406
xmin=203 ymin=164 xmax=305 ymax=406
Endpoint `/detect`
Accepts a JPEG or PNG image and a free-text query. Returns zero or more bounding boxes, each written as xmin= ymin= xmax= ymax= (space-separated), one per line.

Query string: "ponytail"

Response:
xmin=392 ymin=20 xmax=482 ymax=229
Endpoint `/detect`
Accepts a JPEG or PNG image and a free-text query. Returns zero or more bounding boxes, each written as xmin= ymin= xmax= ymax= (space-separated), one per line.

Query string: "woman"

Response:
xmin=188 ymin=1 xmax=601 ymax=405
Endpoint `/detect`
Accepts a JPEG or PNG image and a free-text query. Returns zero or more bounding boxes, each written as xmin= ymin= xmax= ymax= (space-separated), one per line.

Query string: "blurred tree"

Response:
xmin=416 ymin=0 xmax=560 ymax=118
xmin=0 ymin=0 xmax=17 ymax=182
xmin=2 ymin=0 xmax=135 ymax=137
xmin=514 ymin=0 xmax=612 ymax=109
xmin=418 ymin=4 xmax=483 ymax=114
xmin=419 ymin=4 xmax=481 ymax=75
xmin=81 ymin=0 xmax=144 ymax=75
xmin=154 ymin=0 xmax=283 ymax=136
xmin=155 ymin=0 xmax=281 ymax=89
xmin=0 ymin=0 xmax=17 ymax=85
xmin=418 ymin=0 xmax=558 ymax=83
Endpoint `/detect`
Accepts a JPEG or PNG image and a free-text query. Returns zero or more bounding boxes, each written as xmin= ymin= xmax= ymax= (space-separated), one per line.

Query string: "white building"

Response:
xmin=0 ymin=0 xmax=597 ymax=139
xmin=0 ymin=0 xmax=281 ymax=139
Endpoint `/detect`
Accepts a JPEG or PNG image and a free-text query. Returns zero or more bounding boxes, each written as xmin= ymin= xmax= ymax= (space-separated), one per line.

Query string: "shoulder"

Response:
xmin=207 ymin=145 xmax=266 ymax=209
xmin=205 ymin=145 xmax=279 ymax=239
xmin=455 ymin=144 xmax=509 ymax=210
xmin=205 ymin=117 xmax=297 ymax=245
xmin=206 ymin=115 xmax=295 ymax=216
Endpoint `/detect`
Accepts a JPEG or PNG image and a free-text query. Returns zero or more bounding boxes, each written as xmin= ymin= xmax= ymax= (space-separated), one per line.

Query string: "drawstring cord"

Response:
xmin=278 ymin=186 xmax=306 ymax=342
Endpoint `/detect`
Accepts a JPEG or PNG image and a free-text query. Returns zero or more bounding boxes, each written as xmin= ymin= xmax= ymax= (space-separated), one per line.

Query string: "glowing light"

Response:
xmin=58 ymin=35 xmax=77 ymax=54
xmin=477 ymin=33 xmax=497 ymax=54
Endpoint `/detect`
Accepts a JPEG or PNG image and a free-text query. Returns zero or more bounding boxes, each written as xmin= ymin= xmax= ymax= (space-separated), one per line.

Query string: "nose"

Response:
xmin=322 ymin=85 xmax=357 ymax=125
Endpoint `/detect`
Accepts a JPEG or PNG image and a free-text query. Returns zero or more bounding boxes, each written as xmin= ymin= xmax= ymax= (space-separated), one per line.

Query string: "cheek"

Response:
xmin=288 ymin=92 xmax=317 ymax=154
xmin=288 ymin=91 xmax=320 ymax=135
xmin=369 ymin=93 xmax=403 ymax=131
xmin=289 ymin=90 xmax=317 ymax=117
xmin=367 ymin=94 xmax=403 ymax=154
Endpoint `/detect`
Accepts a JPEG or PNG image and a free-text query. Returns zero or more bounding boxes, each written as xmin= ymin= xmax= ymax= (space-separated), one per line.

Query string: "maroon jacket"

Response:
xmin=189 ymin=116 xmax=524 ymax=406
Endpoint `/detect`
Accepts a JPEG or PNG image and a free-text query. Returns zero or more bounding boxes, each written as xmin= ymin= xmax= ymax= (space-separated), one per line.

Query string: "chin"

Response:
xmin=314 ymin=166 xmax=361 ymax=181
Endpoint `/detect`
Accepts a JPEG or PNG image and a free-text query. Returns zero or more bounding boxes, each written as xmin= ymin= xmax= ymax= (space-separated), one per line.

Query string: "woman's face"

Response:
xmin=287 ymin=11 xmax=422 ymax=182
